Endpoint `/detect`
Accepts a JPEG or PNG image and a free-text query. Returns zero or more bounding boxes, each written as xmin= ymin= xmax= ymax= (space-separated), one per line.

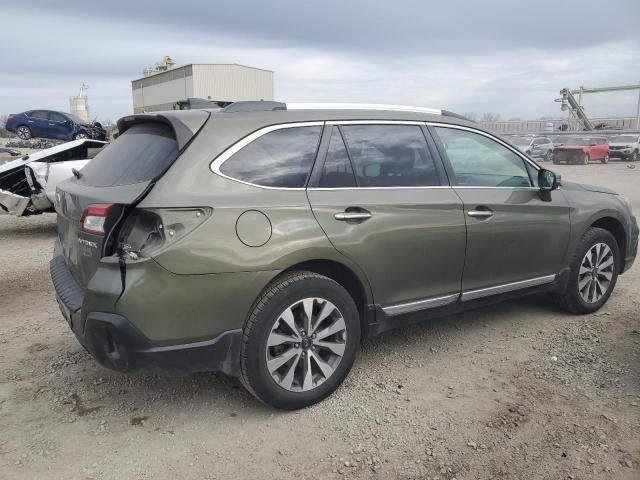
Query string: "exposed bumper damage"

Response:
xmin=0 ymin=139 xmax=106 ymax=216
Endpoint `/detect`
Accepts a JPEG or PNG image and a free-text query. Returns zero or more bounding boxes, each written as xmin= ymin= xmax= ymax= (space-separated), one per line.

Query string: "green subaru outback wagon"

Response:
xmin=51 ymin=102 xmax=638 ymax=409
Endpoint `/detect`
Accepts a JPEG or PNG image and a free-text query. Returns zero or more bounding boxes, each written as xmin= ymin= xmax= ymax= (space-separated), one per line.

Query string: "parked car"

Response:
xmin=552 ymin=136 xmax=610 ymax=164
xmin=0 ymin=147 xmax=21 ymax=162
xmin=510 ymin=136 xmax=554 ymax=161
xmin=5 ymin=110 xmax=107 ymax=141
xmin=0 ymin=139 xmax=106 ymax=216
xmin=50 ymin=102 xmax=638 ymax=410
xmin=609 ymin=134 xmax=640 ymax=162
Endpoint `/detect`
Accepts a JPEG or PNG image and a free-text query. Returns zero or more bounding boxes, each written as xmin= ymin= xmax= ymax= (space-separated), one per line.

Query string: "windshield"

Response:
xmin=613 ymin=135 xmax=638 ymax=143
xmin=511 ymin=137 xmax=532 ymax=146
xmin=64 ymin=112 xmax=88 ymax=125
xmin=566 ymin=137 xmax=595 ymax=146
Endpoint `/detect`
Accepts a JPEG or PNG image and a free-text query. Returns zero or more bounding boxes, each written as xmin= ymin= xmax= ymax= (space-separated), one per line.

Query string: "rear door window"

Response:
xmin=219 ymin=125 xmax=322 ymax=188
xmin=340 ymin=124 xmax=440 ymax=187
xmin=79 ymin=123 xmax=179 ymax=187
xmin=318 ymin=128 xmax=357 ymax=188
xmin=48 ymin=112 xmax=67 ymax=123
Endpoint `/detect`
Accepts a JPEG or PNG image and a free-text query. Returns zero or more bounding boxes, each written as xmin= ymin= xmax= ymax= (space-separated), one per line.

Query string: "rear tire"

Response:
xmin=582 ymin=153 xmax=590 ymax=165
xmin=16 ymin=125 xmax=31 ymax=140
xmin=544 ymin=151 xmax=552 ymax=162
xmin=240 ymin=271 xmax=360 ymax=410
xmin=632 ymin=151 xmax=639 ymax=162
xmin=552 ymin=227 xmax=619 ymax=314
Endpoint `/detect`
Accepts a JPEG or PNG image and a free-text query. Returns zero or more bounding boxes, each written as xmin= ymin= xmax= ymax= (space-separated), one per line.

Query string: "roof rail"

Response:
xmin=222 ymin=101 xmax=286 ymax=113
xmin=441 ymin=110 xmax=475 ymax=122
xmin=286 ymin=103 xmax=441 ymax=115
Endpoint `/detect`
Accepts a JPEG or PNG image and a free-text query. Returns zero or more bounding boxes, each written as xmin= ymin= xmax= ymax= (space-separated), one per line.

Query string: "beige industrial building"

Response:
xmin=131 ymin=63 xmax=274 ymax=113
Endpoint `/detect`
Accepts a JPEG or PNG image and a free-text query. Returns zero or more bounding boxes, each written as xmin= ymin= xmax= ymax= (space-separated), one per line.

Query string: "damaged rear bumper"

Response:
xmin=75 ymin=312 xmax=242 ymax=376
xmin=49 ymin=255 xmax=242 ymax=376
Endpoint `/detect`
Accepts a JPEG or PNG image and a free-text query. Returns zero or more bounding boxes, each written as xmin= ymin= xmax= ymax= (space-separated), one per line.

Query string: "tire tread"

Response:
xmin=239 ymin=271 xmax=342 ymax=406
xmin=552 ymin=227 xmax=619 ymax=314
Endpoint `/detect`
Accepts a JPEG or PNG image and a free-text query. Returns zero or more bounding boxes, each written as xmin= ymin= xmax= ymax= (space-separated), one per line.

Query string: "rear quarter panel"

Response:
xmin=137 ymin=115 xmax=374 ymax=301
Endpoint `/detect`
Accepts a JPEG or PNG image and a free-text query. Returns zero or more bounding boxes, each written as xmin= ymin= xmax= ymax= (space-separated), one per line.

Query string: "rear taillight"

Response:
xmin=80 ymin=204 xmax=114 ymax=236
xmin=117 ymin=208 xmax=211 ymax=259
xmin=7 ymin=114 xmax=14 ymax=121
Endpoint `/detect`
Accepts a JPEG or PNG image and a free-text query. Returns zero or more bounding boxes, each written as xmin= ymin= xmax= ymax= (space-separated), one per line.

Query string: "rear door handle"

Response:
xmin=467 ymin=209 xmax=493 ymax=219
xmin=334 ymin=211 xmax=372 ymax=221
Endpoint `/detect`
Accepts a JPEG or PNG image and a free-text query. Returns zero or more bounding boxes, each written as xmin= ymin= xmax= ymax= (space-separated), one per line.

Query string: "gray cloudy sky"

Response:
xmin=2 ymin=0 xmax=639 ymax=122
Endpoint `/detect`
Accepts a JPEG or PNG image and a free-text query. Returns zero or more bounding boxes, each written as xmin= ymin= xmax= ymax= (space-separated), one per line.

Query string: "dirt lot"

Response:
xmin=1 ymin=162 xmax=638 ymax=480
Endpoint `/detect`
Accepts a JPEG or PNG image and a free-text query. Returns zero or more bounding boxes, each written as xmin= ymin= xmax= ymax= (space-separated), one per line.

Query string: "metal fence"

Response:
xmin=481 ymin=116 xmax=639 ymax=135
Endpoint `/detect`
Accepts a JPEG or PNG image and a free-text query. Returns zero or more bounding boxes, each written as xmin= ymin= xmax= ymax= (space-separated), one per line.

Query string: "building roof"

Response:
xmin=131 ymin=63 xmax=273 ymax=83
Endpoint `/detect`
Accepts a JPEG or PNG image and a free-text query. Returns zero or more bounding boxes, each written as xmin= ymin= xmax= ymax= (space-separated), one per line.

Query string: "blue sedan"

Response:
xmin=5 ymin=110 xmax=106 ymax=141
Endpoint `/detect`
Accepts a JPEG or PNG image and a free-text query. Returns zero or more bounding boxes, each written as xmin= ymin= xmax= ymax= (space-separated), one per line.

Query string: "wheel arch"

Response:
xmin=280 ymin=259 xmax=375 ymax=338
xmin=590 ymin=216 xmax=627 ymax=272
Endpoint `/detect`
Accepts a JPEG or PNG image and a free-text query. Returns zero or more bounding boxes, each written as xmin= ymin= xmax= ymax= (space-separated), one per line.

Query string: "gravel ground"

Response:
xmin=0 ymin=162 xmax=639 ymax=480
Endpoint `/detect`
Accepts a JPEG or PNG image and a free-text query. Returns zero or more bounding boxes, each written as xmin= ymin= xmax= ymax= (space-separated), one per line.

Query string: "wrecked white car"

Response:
xmin=0 ymin=139 xmax=106 ymax=216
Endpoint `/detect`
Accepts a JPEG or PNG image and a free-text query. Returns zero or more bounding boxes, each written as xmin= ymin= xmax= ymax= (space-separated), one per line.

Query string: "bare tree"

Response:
xmin=480 ymin=112 xmax=501 ymax=122
xmin=463 ymin=112 xmax=479 ymax=122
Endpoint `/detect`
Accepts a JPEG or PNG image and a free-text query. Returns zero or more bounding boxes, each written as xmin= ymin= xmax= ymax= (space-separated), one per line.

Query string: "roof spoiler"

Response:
xmin=117 ymin=110 xmax=210 ymax=151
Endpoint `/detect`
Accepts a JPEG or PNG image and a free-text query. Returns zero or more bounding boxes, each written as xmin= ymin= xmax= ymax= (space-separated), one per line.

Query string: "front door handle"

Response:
xmin=334 ymin=211 xmax=372 ymax=221
xmin=467 ymin=209 xmax=493 ymax=219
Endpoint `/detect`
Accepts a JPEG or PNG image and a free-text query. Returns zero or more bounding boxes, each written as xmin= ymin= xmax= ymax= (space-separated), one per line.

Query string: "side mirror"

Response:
xmin=538 ymin=169 xmax=559 ymax=191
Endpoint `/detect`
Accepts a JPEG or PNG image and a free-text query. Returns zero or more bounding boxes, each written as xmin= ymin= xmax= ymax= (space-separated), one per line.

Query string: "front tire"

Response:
xmin=74 ymin=132 xmax=89 ymax=140
xmin=544 ymin=151 xmax=552 ymax=162
xmin=16 ymin=125 xmax=32 ymax=140
xmin=240 ymin=271 xmax=360 ymax=410
xmin=601 ymin=153 xmax=609 ymax=164
xmin=582 ymin=153 xmax=590 ymax=165
xmin=552 ymin=227 xmax=620 ymax=314
xmin=632 ymin=151 xmax=639 ymax=162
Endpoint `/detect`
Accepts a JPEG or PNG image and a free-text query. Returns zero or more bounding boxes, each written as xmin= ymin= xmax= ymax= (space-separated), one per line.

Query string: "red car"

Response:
xmin=552 ymin=136 xmax=609 ymax=165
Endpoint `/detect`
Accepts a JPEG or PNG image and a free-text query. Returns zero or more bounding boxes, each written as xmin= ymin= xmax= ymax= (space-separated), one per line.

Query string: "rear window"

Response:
xmin=79 ymin=123 xmax=178 ymax=187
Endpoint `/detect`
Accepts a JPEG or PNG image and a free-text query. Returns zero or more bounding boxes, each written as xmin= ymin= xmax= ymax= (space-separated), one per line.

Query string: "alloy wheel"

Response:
xmin=632 ymin=151 xmax=638 ymax=162
xmin=16 ymin=126 xmax=31 ymax=140
xmin=265 ymin=297 xmax=347 ymax=392
xmin=578 ymin=242 xmax=615 ymax=304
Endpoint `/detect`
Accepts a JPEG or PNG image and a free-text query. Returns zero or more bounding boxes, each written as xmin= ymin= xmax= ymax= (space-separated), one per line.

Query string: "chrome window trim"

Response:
xmin=425 ymin=122 xmax=541 ymax=173
xmin=460 ymin=274 xmax=557 ymax=302
xmin=209 ymin=121 xmax=324 ymax=191
xmin=308 ymin=186 xmax=452 ymax=191
xmin=288 ymin=103 xmax=442 ymax=115
xmin=326 ymin=120 xmax=425 ymax=126
xmin=209 ymin=120 xmax=544 ymax=191
xmin=382 ymin=293 xmax=459 ymax=316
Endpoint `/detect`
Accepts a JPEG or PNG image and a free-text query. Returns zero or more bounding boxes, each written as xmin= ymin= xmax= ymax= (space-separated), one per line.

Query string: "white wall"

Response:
xmin=191 ymin=65 xmax=273 ymax=102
